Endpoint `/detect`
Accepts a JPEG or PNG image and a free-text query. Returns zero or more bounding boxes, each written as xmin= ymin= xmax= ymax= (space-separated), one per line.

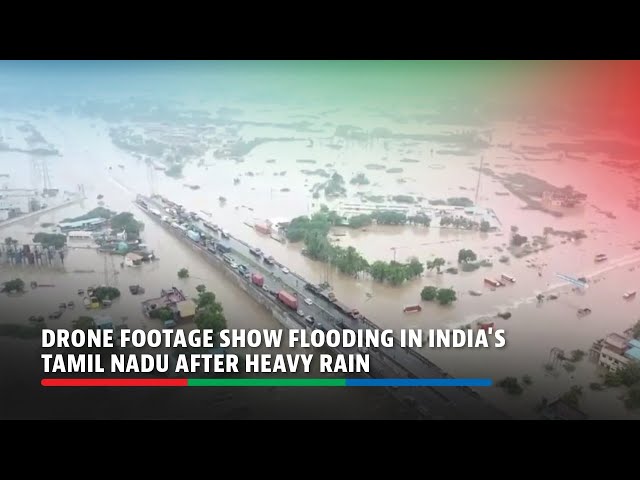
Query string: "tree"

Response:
xmin=370 ymin=261 xmax=388 ymax=282
xmin=497 ymin=377 xmax=523 ymax=395
xmin=33 ymin=232 xmax=66 ymax=249
xmin=149 ymin=307 xmax=174 ymax=322
xmin=406 ymin=258 xmax=424 ymax=278
xmin=178 ymin=268 xmax=189 ymax=279
xmin=427 ymin=257 xmax=446 ymax=273
xmin=624 ymin=384 xmax=640 ymax=410
xmin=111 ymin=212 xmax=144 ymax=238
xmin=458 ymin=249 xmax=477 ymax=263
xmin=194 ymin=291 xmax=226 ymax=332
xmin=436 ymin=288 xmax=457 ymax=305
xmin=196 ymin=284 xmax=206 ymax=293
xmin=4 ymin=237 xmax=18 ymax=246
xmin=73 ymin=316 xmax=96 ymax=330
xmin=421 ymin=286 xmax=438 ymax=301
xmin=480 ymin=220 xmax=491 ymax=232
xmin=386 ymin=262 xmax=407 ymax=286
xmin=560 ymin=385 xmax=583 ymax=409
xmin=348 ymin=214 xmax=372 ymax=229
xmin=511 ymin=234 xmax=528 ymax=247
xmin=632 ymin=320 xmax=640 ymax=340
xmin=93 ymin=286 xmax=120 ymax=301
xmin=2 ymin=278 xmax=25 ymax=293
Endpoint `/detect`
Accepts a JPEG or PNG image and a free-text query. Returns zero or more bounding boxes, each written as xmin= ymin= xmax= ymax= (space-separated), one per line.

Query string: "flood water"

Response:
xmin=2 ymin=103 xmax=640 ymax=419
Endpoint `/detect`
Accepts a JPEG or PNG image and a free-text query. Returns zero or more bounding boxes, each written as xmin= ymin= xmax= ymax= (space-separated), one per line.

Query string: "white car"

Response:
xmin=304 ymin=297 xmax=313 ymax=306
xmin=296 ymin=309 xmax=305 ymax=317
xmin=281 ymin=267 xmax=290 ymax=274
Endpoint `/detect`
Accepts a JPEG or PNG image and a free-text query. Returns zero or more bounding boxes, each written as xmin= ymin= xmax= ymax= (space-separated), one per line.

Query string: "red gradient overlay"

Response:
xmin=41 ymin=378 xmax=188 ymax=387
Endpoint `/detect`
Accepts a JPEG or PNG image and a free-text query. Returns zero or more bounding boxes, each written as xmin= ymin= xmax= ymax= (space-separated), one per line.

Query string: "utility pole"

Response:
xmin=474 ymin=155 xmax=484 ymax=208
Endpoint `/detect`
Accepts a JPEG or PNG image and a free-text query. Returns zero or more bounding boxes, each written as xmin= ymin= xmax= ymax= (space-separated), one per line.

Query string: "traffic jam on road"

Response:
xmin=136 ymin=195 xmax=508 ymax=419
xmin=139 ymin=195 xmax=361 ymax=334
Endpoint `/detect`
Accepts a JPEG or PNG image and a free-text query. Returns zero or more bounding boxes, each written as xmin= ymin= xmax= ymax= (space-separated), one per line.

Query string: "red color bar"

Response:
xmin=41 ymin=378 xmax=188 ymax=387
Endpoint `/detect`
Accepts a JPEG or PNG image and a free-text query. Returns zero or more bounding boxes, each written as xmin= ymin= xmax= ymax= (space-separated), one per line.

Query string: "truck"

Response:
xmin=251 ymin=273 xmax=264 ymax=287
xmin=277 ymin=290 xmax=298 ymax=310
xmin=187 ymin=230 xmax=201 ymax=242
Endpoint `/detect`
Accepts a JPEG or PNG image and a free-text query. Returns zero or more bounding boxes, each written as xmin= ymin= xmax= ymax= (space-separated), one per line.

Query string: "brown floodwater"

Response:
xmin=2 ymin=110 xmax=640 ymax=419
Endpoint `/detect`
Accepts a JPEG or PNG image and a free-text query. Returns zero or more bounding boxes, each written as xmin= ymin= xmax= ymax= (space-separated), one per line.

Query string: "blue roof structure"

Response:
xmin=59 ymin=217 xmax=107 ymax=229
xmin=628 ymin=339 xmax=640 ymax=349
xmin=625 ymin=347 xmax=640 ymax=362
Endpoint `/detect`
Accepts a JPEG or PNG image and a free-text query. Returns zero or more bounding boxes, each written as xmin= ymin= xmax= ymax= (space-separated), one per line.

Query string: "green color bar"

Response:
xmin=187 ymin=378 xmax=346 ymax=387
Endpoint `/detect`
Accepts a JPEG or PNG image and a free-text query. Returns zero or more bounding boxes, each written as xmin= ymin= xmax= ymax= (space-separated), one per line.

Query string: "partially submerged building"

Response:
xmin=592 ymin=332 xmax=640 ymax=372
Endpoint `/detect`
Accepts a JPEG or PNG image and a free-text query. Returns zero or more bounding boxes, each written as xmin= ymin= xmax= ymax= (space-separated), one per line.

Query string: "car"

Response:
xmin=263 ymin=284 xmax=269 ymax=291
xmin=304 ymin=315 xmax=315 ymax=325
xmin=304 ymin=297 xmax=313 ymax=306
xmin=357 ymin=346 xmax=369 ymax=354
xmin=334 ymin=318 xmax=344 ymax=329
xmin=297 ymin=309 xmax=305 ymax=317
xmin=281 ymin=267 xmax=290 ymax=274
xmin=243 ymin=272 xmax=251 ymax=279
xmin=315 ymin=323 xmax=327 ymax=332
xmin=164 ymin=320 xmax=177 ymax=328
xmin=237 ymin=264 xmax=248 ymax=273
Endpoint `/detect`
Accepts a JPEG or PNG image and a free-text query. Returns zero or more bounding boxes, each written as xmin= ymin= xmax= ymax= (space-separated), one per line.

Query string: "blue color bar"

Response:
xmin=345 ymin=378 xmax=493 ymax=387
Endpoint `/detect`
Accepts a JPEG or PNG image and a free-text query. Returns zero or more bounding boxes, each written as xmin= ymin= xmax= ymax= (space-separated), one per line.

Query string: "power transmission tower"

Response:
xmin=42 ymin=159 xmax=52 ymax=192
xmin=103 ymin=255 xmax=110 ymax=286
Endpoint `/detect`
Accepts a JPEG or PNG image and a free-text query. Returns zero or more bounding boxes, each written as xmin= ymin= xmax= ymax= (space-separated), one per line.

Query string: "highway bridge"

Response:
xmin=136 ymin=195 xmax=508 ymax=420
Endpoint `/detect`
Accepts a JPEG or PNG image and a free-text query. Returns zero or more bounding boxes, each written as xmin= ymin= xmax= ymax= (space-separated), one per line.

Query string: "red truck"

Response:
xmin=251 ymin=273 xmax=264 ymax=287
xmin=277 ymin=290 xmax=298 ymax=310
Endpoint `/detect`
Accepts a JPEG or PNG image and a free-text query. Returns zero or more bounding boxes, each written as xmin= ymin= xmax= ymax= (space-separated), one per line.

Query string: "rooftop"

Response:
xmin=176 ymin=300 xmax=196 ymax=319
xmin=604 ymin=333 xmax=629 ymax=351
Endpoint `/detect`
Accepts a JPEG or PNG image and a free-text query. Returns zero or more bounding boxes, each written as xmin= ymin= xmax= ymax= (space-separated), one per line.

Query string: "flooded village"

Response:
xmin=2 ymin=63 xmax=640 ymax=419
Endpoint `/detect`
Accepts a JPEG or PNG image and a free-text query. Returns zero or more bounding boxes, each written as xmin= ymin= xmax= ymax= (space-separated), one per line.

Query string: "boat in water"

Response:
xmin=484 ymin=278 xmax=503 ymax=287
xmin=403 ymin=305 xmax=422 ymax=313
xmin=468 ymin=290 xmax=483 ymax=296
xmin=595 ymin=253 xmax=608 ymax=262
xmin=623 ymin=291 xmax=637 ymax=300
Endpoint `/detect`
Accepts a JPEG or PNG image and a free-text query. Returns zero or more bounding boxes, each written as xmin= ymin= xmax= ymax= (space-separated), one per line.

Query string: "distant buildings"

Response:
xmin=0 ymin=188 xmax=40 ymax=221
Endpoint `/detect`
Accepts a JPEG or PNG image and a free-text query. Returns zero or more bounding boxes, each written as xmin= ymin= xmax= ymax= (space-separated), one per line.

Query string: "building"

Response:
xmin=541 ymin=398 xmax=588 ymax=420
xmin=67 ymin=230 xmax=94 ymax=240
xmin=597 ymin=333 xmax=640 ymax=372
xmin=0 ymin=188 xmax=39 ymax=219
xmin=335 ymin=202 xmax=413 ymax=220
xmin=58 ymin=217 xmax=107 ymax=231
xmin=124 ymin=252 xmax=143 ymax=267
xmin=176 ymin=300 xmax=196 ymax=321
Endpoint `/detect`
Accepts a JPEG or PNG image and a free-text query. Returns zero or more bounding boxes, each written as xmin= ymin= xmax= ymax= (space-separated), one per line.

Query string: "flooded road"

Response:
xmin=2 ymin=106 xmax=640 ymax=419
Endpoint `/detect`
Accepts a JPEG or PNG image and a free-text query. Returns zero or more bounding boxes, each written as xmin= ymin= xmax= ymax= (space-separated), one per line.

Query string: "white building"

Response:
xmin=598 ymin=333 xmax=631 ymax=372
